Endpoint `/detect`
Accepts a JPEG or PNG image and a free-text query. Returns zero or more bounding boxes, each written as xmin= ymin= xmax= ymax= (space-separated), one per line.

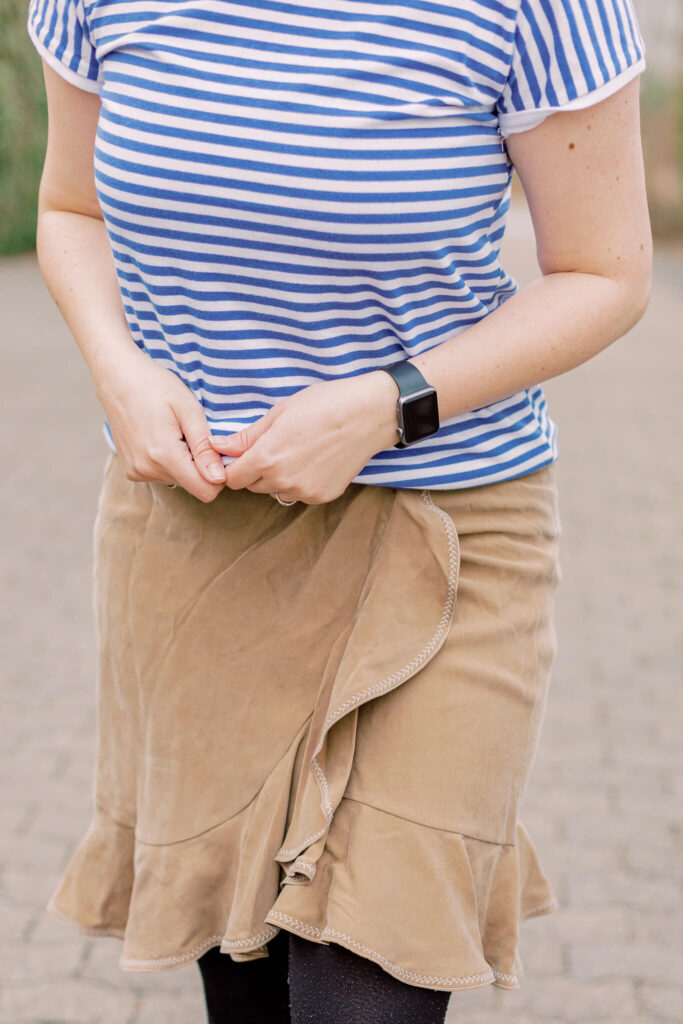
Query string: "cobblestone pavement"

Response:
xmin=1 ymin=206 xmax=681 ymax=1024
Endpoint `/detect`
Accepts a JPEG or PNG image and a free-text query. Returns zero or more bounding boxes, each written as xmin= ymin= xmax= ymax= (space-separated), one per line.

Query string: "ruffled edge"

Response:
xmin=271 ymin=489 xmax=460 ymax=883
xmin=263 ymin=910 xmax=556 ymax=992
xmin=264 ymin=796 xmax=560 ymax=991
xmin=46 ymin=806 xmax=560 ymax=990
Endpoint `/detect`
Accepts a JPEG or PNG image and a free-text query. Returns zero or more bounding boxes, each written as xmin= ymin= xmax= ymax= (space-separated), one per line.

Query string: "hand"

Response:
xmin=95 ymin=348 xmax=227 ymax=502
xmin=210 ymin=371 xmax=400 ymax=504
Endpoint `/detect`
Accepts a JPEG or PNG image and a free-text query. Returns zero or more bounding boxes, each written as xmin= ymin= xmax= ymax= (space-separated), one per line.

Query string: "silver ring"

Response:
xmin=167 ymin=484 xmax=177 ymax=489
xmin=274 ymin=491 xmax=297 ymax=506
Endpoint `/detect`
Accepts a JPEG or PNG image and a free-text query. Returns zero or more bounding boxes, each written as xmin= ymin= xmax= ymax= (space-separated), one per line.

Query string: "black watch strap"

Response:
xmin=381 ymin=359 xmax=431 ymax=395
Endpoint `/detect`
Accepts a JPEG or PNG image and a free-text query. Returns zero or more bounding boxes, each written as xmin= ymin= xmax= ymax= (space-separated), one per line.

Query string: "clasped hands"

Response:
xmin=103 ymin=352 xmax=402 ymax=505
xmin=208 ymin=371 xmax=399 ymax=505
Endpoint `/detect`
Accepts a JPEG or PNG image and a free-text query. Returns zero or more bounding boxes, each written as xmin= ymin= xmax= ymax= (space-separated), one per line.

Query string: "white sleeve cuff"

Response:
xmin=498 ymin=57 xmax=646 ymax=138
xmin=28 ymin=19 xmax=102 ymax=95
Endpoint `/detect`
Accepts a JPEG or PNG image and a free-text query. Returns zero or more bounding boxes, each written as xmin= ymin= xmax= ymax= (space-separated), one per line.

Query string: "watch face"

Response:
xmin=402 ymin=389 xmax=439 ymax=443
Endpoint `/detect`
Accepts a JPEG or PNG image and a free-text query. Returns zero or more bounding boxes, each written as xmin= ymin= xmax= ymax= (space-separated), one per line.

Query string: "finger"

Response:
xmin=118 ymin=445 xmax=176 ymax=486
xmin=210 ymin=411 xmax=274 ymax=456
xmin=165 ymin=441 xmax=224 ymax=503
xmin=174 ymin=398 xmax=227 ymax=484
xmin=269 ymin=491 xmax=299 ymax=504
xmin=247 ymin=478 xmax=298 ymax=503
xmin=224 ymin=446 xmax=267 ymax=491
xmin=241 ymin=479 xmax=270 ymax=495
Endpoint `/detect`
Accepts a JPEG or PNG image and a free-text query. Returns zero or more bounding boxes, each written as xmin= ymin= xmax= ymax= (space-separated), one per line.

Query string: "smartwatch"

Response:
xmin=379 ymin=359 xmax=440 ymax=448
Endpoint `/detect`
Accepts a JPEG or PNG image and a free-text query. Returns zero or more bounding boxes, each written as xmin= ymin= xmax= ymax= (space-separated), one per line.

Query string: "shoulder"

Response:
xmin=497 ymin=0 xmax=645 ymax=136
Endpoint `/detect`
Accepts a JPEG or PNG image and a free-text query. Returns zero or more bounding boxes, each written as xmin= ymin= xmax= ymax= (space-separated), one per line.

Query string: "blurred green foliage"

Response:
xmin=640 ymin=74 xmax=683 ymax=239
xmin=0 ymin=0 xmax=48 ymax=255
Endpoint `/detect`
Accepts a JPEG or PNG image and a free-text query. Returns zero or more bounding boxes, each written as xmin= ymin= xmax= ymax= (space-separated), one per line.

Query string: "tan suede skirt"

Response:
xmin=48 ymin=450 xmax=563 ymax=992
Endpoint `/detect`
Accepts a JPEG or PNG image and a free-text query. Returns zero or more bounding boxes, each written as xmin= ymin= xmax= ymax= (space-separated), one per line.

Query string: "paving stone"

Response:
xmin=539 ymin=904 xmax=635 ymax=948
xmin=0 ymin=943 xmax=85 ymax=984
xmin=567 ymin=871 xmax=681 ymax=911
xmin=547 ymin=843 xmax=624 ymax=875
xmin=0 ymin=835 xmax=72 ymax=873
xmin=623 ymin=838 xmax=683 ymax=880
xmin=525 ymin=977 xmax=640 ymax=1020
xmin=569 ymin=942 xmax=683 ymax=986
xmin=0 ymin=981 xmax=136 ymax=1024
xmin=27 ymin=912 xmax=93 ymax=949
xmin=82 ymin=940 xmax=200 ymax=996
xmin=1 ymin=867 xmax=64 ymax=909
xmin=520 ymin=929 xmax=565 ymax=977
xmin=28 ymin=805 xmax=94 ymax=844
xmin=0 ymin=899 xmax=41 ymax=944
xmin=636 ymin=984 xmax=683 ymax=1024
xmin=629 ymin=911 xmax=683 ymax=950
xmin=2 ymin=800 xmax=38 ymax=834
xmin=538 ymin=762 xmax=669 ymax=800
xmin=134 ymin=990 xmax=208 ymax=1024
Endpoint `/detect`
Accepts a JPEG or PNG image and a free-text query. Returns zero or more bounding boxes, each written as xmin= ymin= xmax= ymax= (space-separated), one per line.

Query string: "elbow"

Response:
xmin=605 ymin=237 xmax=654 ymax=336
xmin=37 ymin=179 xmax=104 ymax=223
xmin=626 ymin=225 xmax=655 ymax=328
xmin=620 ymin=258 xmax=653 ymax=333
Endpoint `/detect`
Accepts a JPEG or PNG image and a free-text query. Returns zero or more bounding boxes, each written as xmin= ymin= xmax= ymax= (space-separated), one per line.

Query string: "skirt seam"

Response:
xmin=339 ymin=794 xmax=516 ymax=846
xmin=97 ymin=712 xmax=314 ymax=848
xmin=93 ymin=804 xmax=135 ymax=832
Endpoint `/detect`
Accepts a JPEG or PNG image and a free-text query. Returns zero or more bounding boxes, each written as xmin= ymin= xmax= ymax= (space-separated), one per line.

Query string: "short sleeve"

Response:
xmin=27 ymin=0 xmax=103 ymax=94
xmin=497 ymin=0 xmax=646 ymax=137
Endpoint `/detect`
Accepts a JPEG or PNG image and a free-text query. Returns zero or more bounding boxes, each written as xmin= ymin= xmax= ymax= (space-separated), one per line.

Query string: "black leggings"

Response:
xmin=197 ymin=928 xmax=451 ymax=1024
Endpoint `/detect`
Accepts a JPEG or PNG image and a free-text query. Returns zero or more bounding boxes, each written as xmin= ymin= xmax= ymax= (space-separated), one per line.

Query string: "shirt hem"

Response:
xmin=101 ymin=420 xmax=558 ymax=491
xmin=27 ymin=20 xmax=102 ymax=95
xmin=498 ymin=57 xmax=646 ymax=138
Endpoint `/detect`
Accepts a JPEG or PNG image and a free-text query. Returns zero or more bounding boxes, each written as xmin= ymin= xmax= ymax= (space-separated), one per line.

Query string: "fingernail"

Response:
xmin=207 ymin=464 xmax=224 ymax=482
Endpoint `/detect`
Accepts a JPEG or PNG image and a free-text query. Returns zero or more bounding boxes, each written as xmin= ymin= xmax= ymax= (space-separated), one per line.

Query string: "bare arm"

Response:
xmin=215 ymin=78 xmax=653 ymax=503
xmin=36 ymin=63 xmax=226 ymax=500
xmin=407 ymin=78 xmax=652 ymax=417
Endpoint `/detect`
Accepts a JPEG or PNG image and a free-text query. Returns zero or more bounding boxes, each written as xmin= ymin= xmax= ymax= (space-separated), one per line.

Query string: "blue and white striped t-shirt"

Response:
xmin=28 ymin=0 xmax=645 ymax=489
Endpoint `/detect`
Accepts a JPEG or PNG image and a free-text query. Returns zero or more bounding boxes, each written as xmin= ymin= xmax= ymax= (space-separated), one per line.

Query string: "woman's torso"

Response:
xmin=68 ymin=0 xmax=559 ymax=487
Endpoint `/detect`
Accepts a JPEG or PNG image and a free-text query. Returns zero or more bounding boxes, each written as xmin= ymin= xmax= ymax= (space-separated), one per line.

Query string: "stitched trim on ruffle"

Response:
xmin=267 ymin=911 xmax=503 ymax=990
xmin=121 ymin=934 xmax=225 ymax=969
xmin=221 ymin=925 xmax=280 ymax=949
xmin=278 ymin=489 xmax=460 ymax=864
xmin=521 ymin=897 xmax=560 ymax=919
xmin=121 ymin=925 xmax=285 ymax=968
xmin=321 ymin=491 xmax=459 ymax=732
xmin=288 ymin=858 xmax=316 ymax=880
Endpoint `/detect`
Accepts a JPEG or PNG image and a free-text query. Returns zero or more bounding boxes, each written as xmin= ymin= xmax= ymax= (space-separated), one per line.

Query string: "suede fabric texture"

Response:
xmin=47 ymin=451 xmax=562 ymax=993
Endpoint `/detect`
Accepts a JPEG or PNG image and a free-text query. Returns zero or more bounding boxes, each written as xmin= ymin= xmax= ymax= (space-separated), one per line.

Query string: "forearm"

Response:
xmin=408 ymin=268 xmax=649 ymax=423
xmin=36 ymin=205 xmax=228 ymax=496
xmin=36 ymin=208 xmax=143 ymax=399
